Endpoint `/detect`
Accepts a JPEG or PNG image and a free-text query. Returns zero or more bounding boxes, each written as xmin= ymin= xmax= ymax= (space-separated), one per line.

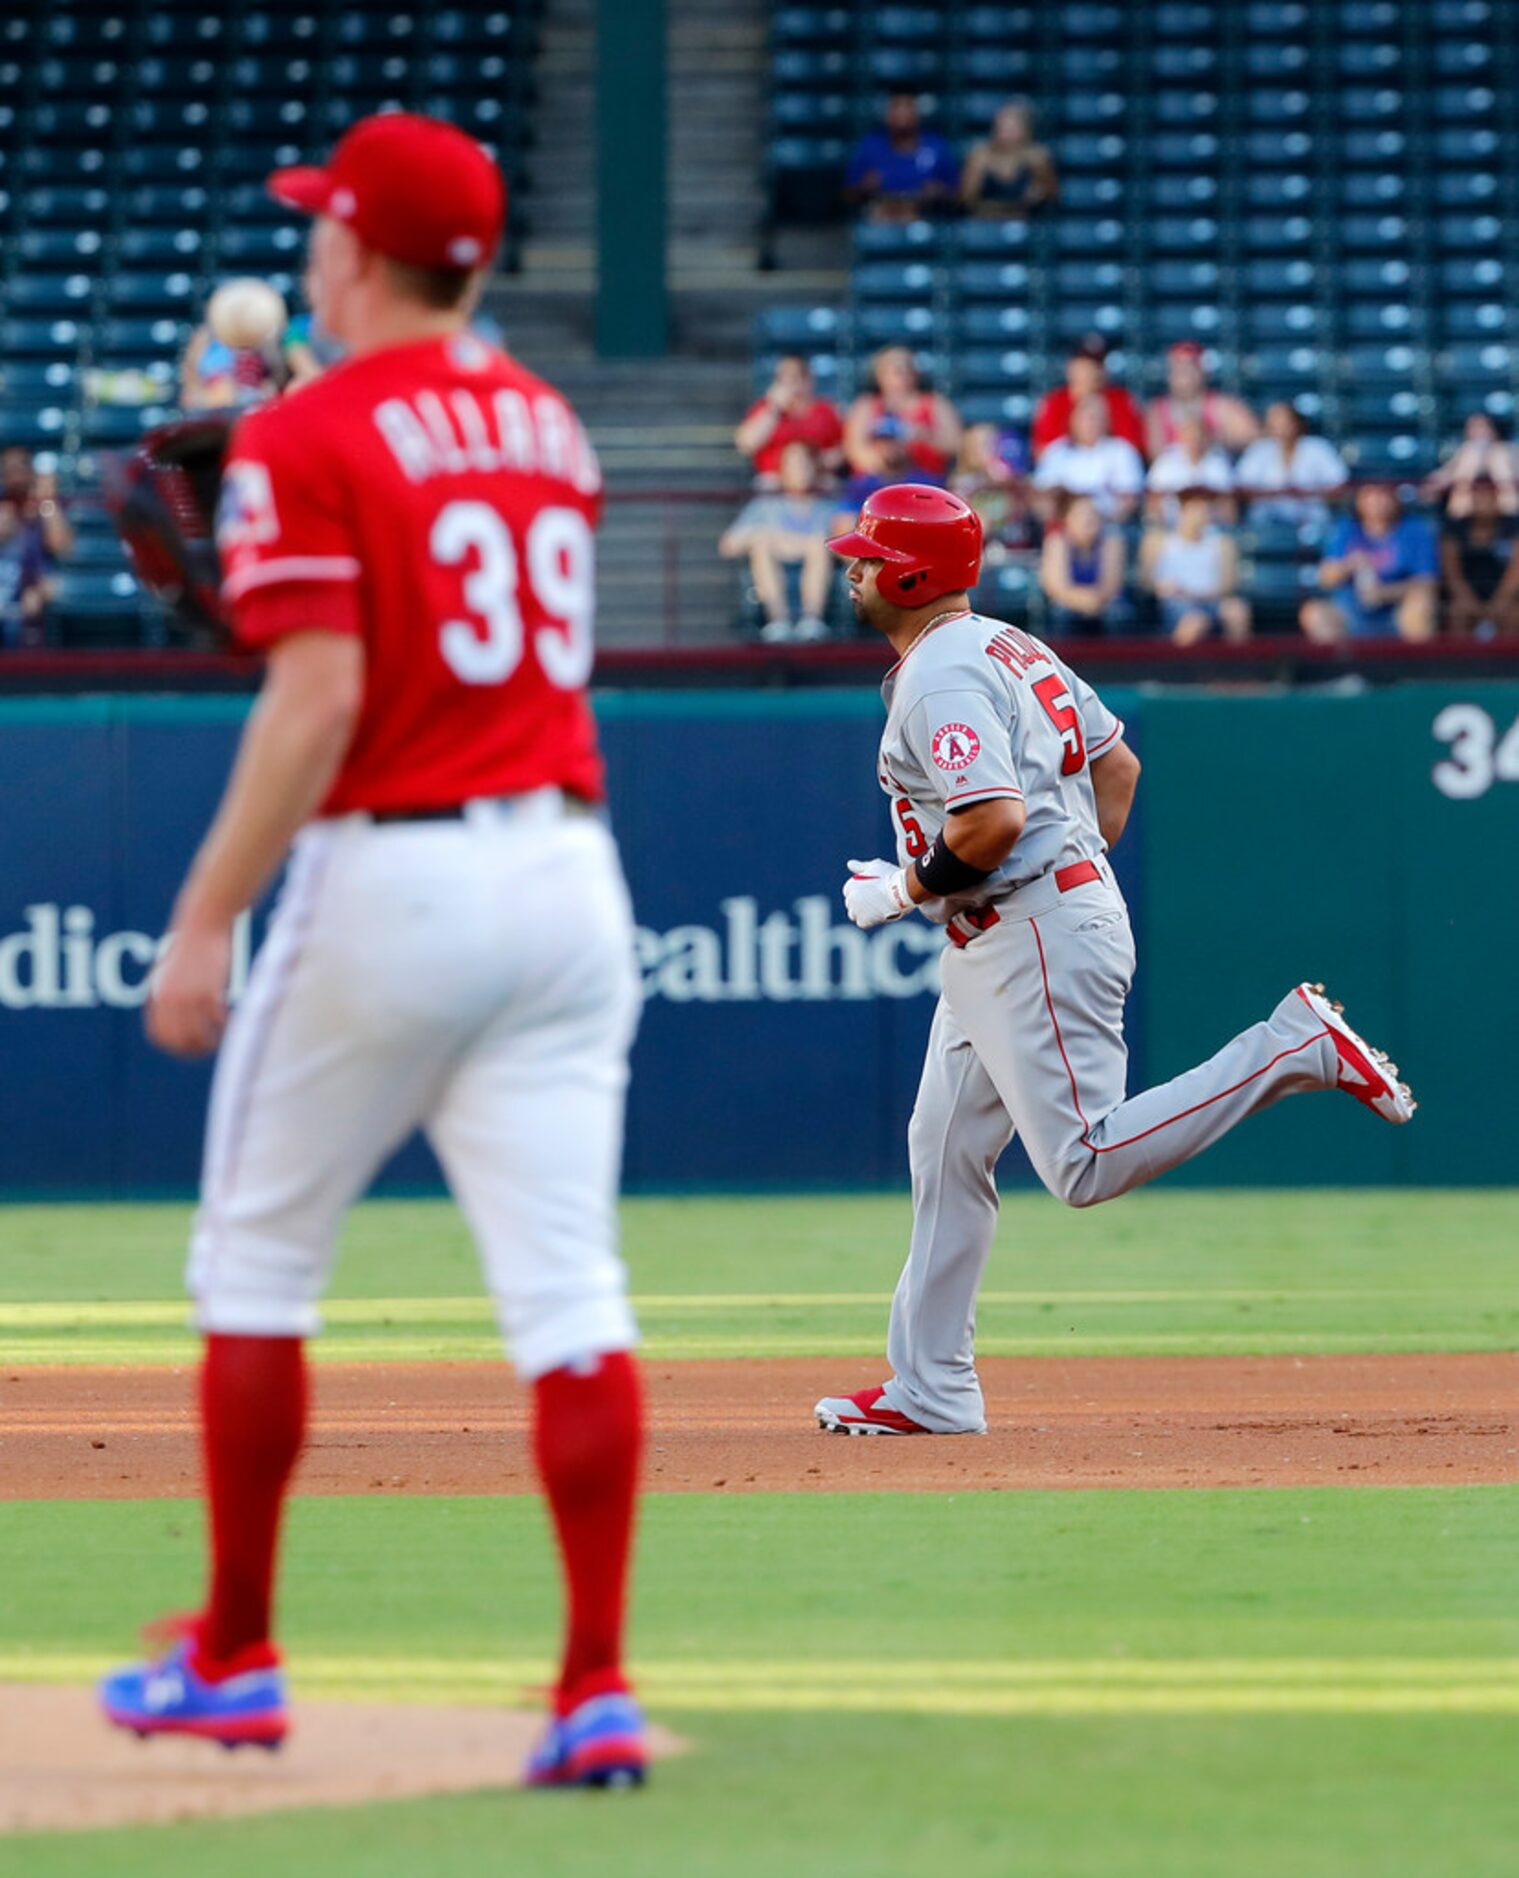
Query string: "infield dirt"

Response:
xmin=4 ymin=1353 xmax=1516 ymax=1499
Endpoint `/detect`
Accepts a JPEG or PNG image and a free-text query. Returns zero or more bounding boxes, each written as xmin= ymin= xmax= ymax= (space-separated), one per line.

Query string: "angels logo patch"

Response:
xmin=931 ymin=723 xmax=981 ymax=772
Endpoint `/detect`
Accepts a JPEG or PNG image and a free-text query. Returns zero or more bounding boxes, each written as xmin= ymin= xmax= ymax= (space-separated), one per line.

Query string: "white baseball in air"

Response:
xmin=207 ymin=277 xmax=287 ymax=350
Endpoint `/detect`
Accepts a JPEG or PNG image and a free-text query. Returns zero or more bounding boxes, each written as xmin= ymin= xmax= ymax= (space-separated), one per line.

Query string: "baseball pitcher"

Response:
xmin=99 ymin=115 xmax=648 ymax=1788
xmin=813 ymin=486 xmax=1416 ymax=1436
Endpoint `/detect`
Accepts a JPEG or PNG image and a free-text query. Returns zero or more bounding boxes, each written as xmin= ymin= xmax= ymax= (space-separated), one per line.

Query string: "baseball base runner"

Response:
xmin=813 ymin=486 xmax=1416 ymax=1438
xmin=97 ymin=115 xmax=649 ymax=1788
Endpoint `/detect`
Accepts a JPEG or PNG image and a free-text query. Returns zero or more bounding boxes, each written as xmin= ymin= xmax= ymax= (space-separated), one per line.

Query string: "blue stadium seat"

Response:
xmin=855 ymin=305 xmax=939 ymax=346
xmin=0 ymin=361 xmax=76 ymax=404
xmin=753 ymin=306 xmax=842 ymax=350
xmin=853 ymin=261 xmax=939 ymax=303
xmin=773 ymin=9 xmax=855 ymax=46
xmin=117 ymin=227 xmax=205 ymax=267
xmin=0 ymin=405 xmax=71 ymax=448
xmin=0 ymin=317 xmax=84 ymax=357
xmin=15 ymin=228 xmax=104 ymax=267
xmin=94 ymin=317 xmax=191 ymax=365
xmin=1341 ymin=342 xmax=1422 ymax=385
xmin=956 ymin=221 xmax=1034 ymax=258
xmin=957 ymin=305 xmax=1035 ymax=344
xmin=955 ymin=260 xmax=1035 ymax=300
xmin=103 ymin=271 xmax=199 ymax=315
xmin=853 ymin=222 xmax=944 ymax=260
xmin=1441 ymin=303 xmax=1511 ymax=342
xmin=1245 ymin=257 xmax=1318 ymax=298
xmin=6 ymin=273 xmax=96 ymax=314
xmin=956 ymin=348 xmax=1035 ymax=391
xmin=963 ymin=7 xmax=1039 ymax=39
xmin=1336 ymin=170 xmax=1411 ymax=209
xmin=136 ymin=56 xmax=221 ymax=96
xmin=78 ymin=404 xmax=173 ymax=446
xmin=1441 ymin=257 xmax=1507 ymax=298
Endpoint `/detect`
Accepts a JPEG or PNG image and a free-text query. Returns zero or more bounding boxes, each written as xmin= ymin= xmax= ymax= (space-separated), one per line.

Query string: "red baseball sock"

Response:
xmin=533 ymin=1350 xmax=644 ymax=1713
xmin=196 ymin=1332 xmax=308 ymax=1667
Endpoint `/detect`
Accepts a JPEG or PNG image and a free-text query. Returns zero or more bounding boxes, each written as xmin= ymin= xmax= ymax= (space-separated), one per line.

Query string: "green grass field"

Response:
xmin=2 ymin=1190 xmax=1517 ymax=1876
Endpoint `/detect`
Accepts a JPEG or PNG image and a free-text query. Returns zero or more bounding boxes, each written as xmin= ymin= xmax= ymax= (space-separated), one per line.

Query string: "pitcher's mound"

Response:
xmin=0 ymin=1684 xmax=683 ymax=1835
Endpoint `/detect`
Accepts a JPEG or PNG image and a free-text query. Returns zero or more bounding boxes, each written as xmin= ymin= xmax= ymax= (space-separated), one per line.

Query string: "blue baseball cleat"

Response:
xmin=524 ymin=1689 xmax=648 ymax=1789
xmin=99 ymin=1638 xmax=289 ymax=1750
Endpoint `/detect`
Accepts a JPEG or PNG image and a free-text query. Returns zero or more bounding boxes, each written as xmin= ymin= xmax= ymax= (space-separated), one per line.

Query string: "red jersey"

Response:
xmin=217 ymin=332 xmax=605 ymax=815
xmin=1031 ymin=385 xmax=1147 ymax=460
xmin=742 ymin=394 xmax=844 ymax=476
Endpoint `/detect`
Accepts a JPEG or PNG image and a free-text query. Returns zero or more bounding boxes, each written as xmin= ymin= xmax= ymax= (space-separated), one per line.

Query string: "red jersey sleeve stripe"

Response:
xmin=222 ymin=555 xmax=363 ymax=603
xmin=1087 ymin=720 xmax=1124 ymax=758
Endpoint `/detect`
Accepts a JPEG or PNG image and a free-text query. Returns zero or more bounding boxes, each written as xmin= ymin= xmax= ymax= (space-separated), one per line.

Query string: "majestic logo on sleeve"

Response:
xmin=931 ymin=723 xmax=981 ymax=771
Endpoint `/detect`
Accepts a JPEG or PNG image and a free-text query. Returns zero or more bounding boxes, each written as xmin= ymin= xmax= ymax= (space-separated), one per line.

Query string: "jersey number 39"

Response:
xmin=432 ymin=500 xmax=594 ymax=689
xmin=1032 ymin=673 xmax=1086 ymax=775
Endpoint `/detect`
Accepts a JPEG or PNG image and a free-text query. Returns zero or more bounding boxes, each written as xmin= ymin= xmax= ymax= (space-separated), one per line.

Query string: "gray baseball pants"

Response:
xmin=882 ymin=859 xmax=1338 ymax=1433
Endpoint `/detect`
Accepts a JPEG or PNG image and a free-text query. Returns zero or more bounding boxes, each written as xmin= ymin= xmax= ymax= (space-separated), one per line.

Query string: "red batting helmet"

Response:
xmin=827 ymin=484 xmax=983 ymax=607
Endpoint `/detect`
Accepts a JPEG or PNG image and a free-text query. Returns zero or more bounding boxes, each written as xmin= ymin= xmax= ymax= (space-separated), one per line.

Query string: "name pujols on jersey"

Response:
xmin=372 ymin=380 xmax=601 ymax=495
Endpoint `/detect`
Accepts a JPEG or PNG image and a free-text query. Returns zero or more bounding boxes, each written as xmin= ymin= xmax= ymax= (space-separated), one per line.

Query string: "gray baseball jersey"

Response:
xmin=878 ymin=609 xmax=1123 ymax=921
xmin=845 ymin=608 xmax=1350 ymax=1436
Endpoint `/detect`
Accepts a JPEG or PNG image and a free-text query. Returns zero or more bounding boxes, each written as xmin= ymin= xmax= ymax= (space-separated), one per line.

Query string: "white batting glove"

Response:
xmin=844 ymin=857 xmax=913 ymax=929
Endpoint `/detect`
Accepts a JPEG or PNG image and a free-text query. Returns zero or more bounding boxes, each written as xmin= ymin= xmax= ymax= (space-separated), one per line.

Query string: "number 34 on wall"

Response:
xmin=1431 ymin=703 xmax=1519 ymax=800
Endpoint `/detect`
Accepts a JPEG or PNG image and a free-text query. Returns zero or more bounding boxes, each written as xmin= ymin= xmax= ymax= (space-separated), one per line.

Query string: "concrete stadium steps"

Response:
xmin=524 ymin=0 xmax=769 ymax=269
xmin=491 ymin=0 xmax=845 ymax=644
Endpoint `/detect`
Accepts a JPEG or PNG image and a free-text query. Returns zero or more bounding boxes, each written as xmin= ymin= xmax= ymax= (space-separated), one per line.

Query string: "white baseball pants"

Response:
xmin=187 ymin=792 xmax=641 ymax=1381
xmin=883 ymin=859 xmax=1338 ymax=1432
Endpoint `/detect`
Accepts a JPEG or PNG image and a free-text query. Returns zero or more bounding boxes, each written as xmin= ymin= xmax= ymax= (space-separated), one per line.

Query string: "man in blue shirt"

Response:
xmin=0 ymin=499 xmax=47 ymax=648
xmin=1301 ymin=484 xmax=1439 ymax=642
xmin=844 ymin=93 xmax=958 ymax=222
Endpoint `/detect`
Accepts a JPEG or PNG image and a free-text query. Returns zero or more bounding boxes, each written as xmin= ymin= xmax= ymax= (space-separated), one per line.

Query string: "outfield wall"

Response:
xmin=0 ymin=684 xmax=1512 ymax=1194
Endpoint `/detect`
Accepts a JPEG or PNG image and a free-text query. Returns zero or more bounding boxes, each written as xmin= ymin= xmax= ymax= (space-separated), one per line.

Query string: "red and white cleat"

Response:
xmin=1295 ymin=982 xmax=1417 ymax=1125
xmin=814 ymin=1385 xmax=931 ymax=1435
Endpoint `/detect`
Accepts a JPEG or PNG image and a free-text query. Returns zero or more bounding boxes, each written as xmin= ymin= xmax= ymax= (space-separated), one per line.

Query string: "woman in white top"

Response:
xmin=1145 ymin=414 xmax=1235 ymax=525
xmin=1234 ymin=402 xmax=1348 ymax=528
xmin=1140 ymin=491 xmax=1253 ymax=646
xmin=1033 ymin=393 xmax=1146 ymax=522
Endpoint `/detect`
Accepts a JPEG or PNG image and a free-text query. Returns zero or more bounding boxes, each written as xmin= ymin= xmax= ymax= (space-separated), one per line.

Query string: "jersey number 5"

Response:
xmin=432 ymin=500 xmax=594 ymax=689
xmin=1032 ymin=673 xmax=1086 ymax=775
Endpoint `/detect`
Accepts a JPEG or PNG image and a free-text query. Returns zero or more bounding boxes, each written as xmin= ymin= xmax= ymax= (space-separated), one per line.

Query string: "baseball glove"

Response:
xmin=105 ymin=413 xmax=236 ymax=645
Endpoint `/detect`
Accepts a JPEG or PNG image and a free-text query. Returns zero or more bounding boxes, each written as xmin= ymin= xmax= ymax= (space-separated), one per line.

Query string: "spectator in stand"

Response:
xmin=1039 ymin=494 xmax=1130 ymax=636
xmin=1234 ymin=402 xmax=1348 ymax=529
xmin=0 ymin=500 xmax=49 ymax=649
xmin=719 ymin=441 xmax=839 ymax=643
xmin=1031 ymin=334 xmax=1147 ymax=461
xmin=1033 ymin=394 xmax=1145 ymax=522
xmin=283 ymin=308 xmax=347 ymax=387
xmin=1140 ymin=491 xmax=1252 ymax=647
xmin=1 ymin=446 xmax=73 ymax=566
xmin=1440 ymin=475 xmax=1519 ymax=638
xmin=835 ymin=414 xmax=937 ymax=520
xmin=844 ymin=92 xmax=958 ymax=223
xmin=735 ymin=354 xmax=845 ymax=488
xmin=950 ymin=421 xmax=1034 ymax=551
xmin=959 ymin=99 xmax=1060 ymax=219
xmin=844 ymin=347 xmax=961 ymax=484
xmin=179 ymin=323 xmax=286 ymax=412
xmin=1422 ymin=411 xmax=1519 ymax=518
xmin=1145 ymin=341 xmax=1258 ymax=459
xmin=1146 ymin=414 xmax=1234 ymax=525
xmin=1301 ymin=483 xmax=1438 ymax=644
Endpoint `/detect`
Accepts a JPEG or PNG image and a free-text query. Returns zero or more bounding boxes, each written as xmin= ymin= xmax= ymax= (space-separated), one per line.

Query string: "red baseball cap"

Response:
xmin=268 ymin=113 xmax=507 ymax=269
xmin=1168 ymin=339 xmax=1205 ymax=360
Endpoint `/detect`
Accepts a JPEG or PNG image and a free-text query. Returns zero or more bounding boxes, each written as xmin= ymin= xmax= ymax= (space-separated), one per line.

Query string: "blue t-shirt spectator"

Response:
xmin=0 ymin=512 xmax=48 ymax=648
xmin=1323 ymin=512 xmax=1439 ymax=635
xmin=845 ymin=95 xmax=958 ymax=218
xmin=845 ymin=129 xmax=958 ymax=198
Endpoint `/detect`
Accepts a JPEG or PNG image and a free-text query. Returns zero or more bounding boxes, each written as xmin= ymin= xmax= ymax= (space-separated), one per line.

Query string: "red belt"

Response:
xmin=945 ymin=859 xmax=1103 ymax=949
